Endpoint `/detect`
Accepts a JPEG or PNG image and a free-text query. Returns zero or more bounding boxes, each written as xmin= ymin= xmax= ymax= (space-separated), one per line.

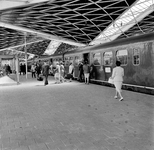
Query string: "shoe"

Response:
xmin=114 ymin=96 xmax=118 ymax=99
xmin=119 ymin=97 xmax=123 ymax=101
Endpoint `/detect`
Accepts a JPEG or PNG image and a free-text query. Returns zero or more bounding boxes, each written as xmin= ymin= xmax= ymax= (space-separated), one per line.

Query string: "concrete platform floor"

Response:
xmin=0 ymin=74 xmax=154 ymax=150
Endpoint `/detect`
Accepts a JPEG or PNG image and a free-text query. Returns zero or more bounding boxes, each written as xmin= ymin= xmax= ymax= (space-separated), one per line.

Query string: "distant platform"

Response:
xmin=0 ymin=75 xmax=17 ymax=86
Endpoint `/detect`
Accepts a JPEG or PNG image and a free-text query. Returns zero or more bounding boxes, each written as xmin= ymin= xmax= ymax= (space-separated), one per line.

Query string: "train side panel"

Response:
xmin=89 ymin=40 xmax=154 ymax=88
xmin=126 ymin=41 xmax=154 ymax=88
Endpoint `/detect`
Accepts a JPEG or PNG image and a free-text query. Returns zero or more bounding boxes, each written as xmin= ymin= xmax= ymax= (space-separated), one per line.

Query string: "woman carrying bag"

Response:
xmin=111 ymin=61 xmax=124 ymax=101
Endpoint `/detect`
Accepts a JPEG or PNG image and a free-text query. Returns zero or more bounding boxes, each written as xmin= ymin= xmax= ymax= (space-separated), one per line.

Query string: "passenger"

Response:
xmin=23 ymin=64 xmax=26 ymax=75
xmin=89 ymin=63 xmax=95 ymax=82
xmin=42 ymin=62 xmax=50 ymax=86
xmin=19 ymin=63 xmax=23 ymax=75
xmin=49 ymin=62 xmax=53 ymax=76
xmin=68 ymin=62 xmax=74 ymax=82
xmin=111 ymin=60 xmax=124 ymax=101
xmin=35 ymin=63 xmax=41 ymax=79
xmin=7 ymin=65 xmax=11 ymax=75
xmin=31 ymin=64 xmax=36 ymax=78
xmin=78 ymin=61 xmax=84 ymax=82
xmin=83 ymin=61 xmax=90 ymax=84
xmin=54 ymin=62 xmax=61 ymax=84
xmin=5 ymin=64 xmax=9 ymax=76
xmin=60 ymin=61 xmax=65 ymax=82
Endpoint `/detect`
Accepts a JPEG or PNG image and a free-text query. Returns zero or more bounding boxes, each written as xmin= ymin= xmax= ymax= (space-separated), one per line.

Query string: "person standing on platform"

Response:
xmin=83 ymin=61 xmax=90 ymax=84
xmin=60 ymin=61 xmax=65 ymax=83
xmin=89 ymin=63 xmax=95 ymax=81
xmin=19 ymin=63 xmax=23 ymax=75
xmin=35 ymin=63 xmax=41 ymax=79
xmin=68 ymin=62 xmax=74 ymax=82
xmin=23 ymin=64 xmax=26 ymax=75
xmin=31 ymin=64 xmax=36 ymax=78
xmin=111 ymin=61 xmax=124 ymax=101
xmin=5 ymin=64 xmax=9 ymax=76
xmin=78 ymin=61 xmax=84 ymax=82
xmin=7 ymin=65 xmax=11 ymax=75
xmin=54 ymin=62 xmax=61 ymax=84
xmin=42 ymin=62 xmax=50 ymax=86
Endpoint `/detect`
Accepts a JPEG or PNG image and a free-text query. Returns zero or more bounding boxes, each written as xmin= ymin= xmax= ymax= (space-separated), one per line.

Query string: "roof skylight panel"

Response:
xmin=118 ymin=18 xmax=130 ymax=23
xmin=93 ymin=0 xmax=153 ymax=44
xmin=44 ymin=41 xmax=61 ymax=55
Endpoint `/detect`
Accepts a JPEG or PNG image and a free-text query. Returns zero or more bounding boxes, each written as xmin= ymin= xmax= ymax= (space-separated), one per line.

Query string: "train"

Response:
xmin=30 ymin=32 xmax=154 ymax=95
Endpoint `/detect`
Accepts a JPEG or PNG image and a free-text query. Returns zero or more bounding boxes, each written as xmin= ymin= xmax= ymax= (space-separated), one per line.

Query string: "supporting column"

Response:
xmin=15 ymin=55 xmax=19 ymax=84
xmin=24 ymin=33 xmax=28 ymax=79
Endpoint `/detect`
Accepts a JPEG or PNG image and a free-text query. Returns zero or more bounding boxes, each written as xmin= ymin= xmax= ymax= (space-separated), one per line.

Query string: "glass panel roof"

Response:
xmin=0 ymin=0 xmax=154 ymax=55
xmin=43 ymin=41 xmax=61 ymax=55
xmin=90 ymin=0 xmax=154 ymax=45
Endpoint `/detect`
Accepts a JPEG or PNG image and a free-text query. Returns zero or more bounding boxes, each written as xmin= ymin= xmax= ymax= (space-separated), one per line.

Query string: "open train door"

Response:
xmin=83 ymin=53 xmax=90 ymax=64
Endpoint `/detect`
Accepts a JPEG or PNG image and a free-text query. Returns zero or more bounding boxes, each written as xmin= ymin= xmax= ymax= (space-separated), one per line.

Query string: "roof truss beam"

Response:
xmin=0 ymin=22 xmax=85 ymax=46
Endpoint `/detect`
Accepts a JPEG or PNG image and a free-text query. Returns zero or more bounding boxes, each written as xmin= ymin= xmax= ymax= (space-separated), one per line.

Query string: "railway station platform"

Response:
xmin=0 ymin=74 xmax=154 ymax=150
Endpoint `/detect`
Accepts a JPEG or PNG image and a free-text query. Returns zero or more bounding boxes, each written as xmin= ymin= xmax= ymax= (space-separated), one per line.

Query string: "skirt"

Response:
xmin=114 ymin=81 xmax=122 ymax=92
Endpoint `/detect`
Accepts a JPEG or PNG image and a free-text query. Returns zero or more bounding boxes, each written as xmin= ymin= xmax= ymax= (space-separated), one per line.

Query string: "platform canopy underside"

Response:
xmin=0 ymin=0 xmax=154 ymax=56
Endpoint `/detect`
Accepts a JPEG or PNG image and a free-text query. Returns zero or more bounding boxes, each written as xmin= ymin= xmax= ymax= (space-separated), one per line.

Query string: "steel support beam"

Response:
xmin=0 ymin=22 xmax=85 ymax=47
xmin=0 ymin=0 xmax=51 ymax=10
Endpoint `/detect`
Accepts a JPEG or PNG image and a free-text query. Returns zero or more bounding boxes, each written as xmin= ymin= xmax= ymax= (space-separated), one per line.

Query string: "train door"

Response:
xmin=103 ymin=51 xmax=113 ymax=81
xmin=83 ymin=53 xmax=90 ymax=64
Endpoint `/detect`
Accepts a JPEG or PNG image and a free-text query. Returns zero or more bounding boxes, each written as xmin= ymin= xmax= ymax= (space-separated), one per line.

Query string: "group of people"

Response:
xmin=38 ymin=60 xmax=92 ymax=86
xmin=41 ymin=61 xmax=66 ymax=86
xmin=0 ymin=64 xmax=12 ymax=76
xmin=30 ymin=60 xmax=124 ymax=101
xmin=30 ymin=63 xmax=42 ymax=79
xmin=19 ymin=63 xmax=26 ymax=75
xmin=77 ymin=61 xmax=92 ymax=84
xmin=77 ymin=60 xmax=125 ymax=101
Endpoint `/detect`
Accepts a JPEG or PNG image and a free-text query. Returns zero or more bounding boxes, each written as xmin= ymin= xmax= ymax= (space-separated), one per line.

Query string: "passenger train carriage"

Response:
xmin=35 ymin=33 xmax=154 ymax=95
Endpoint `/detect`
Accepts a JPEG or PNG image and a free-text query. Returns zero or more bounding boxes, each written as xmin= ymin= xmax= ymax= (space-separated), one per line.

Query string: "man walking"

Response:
xmin=42 ymin=62 xmax=50 ymax=86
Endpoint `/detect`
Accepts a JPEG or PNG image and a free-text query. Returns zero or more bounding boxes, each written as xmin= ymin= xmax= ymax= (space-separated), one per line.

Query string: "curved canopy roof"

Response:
xmin=0 ymin=0 xmax=154 ymax=56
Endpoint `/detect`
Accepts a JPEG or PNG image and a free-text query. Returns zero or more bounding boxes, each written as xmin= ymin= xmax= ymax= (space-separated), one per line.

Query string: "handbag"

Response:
xmin=67 ymin=73 xmax=73 ymax=79
xmin=108 ymin=77 xmax=114 ymax=84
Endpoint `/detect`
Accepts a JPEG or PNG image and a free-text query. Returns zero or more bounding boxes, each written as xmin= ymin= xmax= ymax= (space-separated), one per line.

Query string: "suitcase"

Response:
xmin=37 ymin=75 xmax=43 ymax=81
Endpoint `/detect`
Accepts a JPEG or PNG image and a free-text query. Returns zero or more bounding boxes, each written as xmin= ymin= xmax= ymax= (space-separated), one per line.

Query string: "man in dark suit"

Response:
xmin=42 ymin=62 xmax=50 ymax=86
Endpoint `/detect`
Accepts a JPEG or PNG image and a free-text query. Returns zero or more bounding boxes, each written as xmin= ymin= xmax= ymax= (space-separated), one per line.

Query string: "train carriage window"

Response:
xmin=69 ymin=56 xmax=73 ymax=63
xmin=103 ymin=51 xmax=113 ymax=66
xmin=64 ymin=57 xmax=69 ymax=66
xmin=75 ymin=56 xmax=79 ymax=66
xmin=133 ymin=48 xmax=140 ymax=65
xmin=116 ymin=50 xmax=128 ymax=65
xmin=92 ymin=53 xmax=101 ymax=65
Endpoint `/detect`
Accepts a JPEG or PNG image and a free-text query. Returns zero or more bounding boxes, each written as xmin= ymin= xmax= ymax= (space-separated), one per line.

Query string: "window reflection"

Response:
xmin=103 ymin=51 xmax=113 ymax=66
xmin=133 ymin=48 xmax=140 ymax=65
xmin=64 ymin=57 xmax=69 ymax=66
xmin=93 ymin=53 xmax=101 ymax=65
xmin=75 ymin=56 xmax=79 ymax=66
xmin=116 ymin=50 xmax=128 ymax=65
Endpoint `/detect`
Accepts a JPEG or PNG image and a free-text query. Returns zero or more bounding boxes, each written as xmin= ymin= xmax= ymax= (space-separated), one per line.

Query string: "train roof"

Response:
xmin=36 ymin=32 xmax=154 ymax=58
xmin=89 ymin=32 xmax=154 ymax=51
xmin=63 ymin=32 xmax=154 ymax=55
